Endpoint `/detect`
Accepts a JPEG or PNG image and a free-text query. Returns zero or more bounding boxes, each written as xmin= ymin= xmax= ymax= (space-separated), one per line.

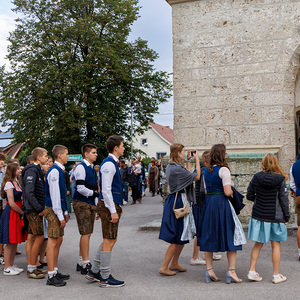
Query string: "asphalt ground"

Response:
xmin=0 ymin=193 xmax=299 ymax=300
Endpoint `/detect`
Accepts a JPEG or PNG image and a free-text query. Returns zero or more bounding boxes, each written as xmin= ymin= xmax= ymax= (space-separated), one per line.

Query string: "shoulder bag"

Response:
xmin=173 ymin=192 xmax=190 ymax=219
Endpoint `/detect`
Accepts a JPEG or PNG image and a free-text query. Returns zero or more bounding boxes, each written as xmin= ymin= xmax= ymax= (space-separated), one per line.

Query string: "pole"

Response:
xmin=130 ymin=103 xmax=133 ymax=158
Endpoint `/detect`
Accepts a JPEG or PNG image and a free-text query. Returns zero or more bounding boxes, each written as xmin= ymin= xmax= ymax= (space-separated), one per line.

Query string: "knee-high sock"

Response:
xmin=91 ymin=244 xmax=103 ymax=274
xmin=100 ymin=251 xmax=111 ymax=280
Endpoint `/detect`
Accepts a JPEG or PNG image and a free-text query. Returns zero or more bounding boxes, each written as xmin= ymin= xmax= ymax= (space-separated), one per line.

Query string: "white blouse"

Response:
xmin=203 ymin=166 xmax=232 ymax=188
xmin=219 ymin=167 xmax=232 ymax=186
xmin=4 ymin=181 xmax=14 ymax=191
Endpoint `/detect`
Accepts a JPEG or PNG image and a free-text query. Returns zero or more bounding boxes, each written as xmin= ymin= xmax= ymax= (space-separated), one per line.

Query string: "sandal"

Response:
xmin=169 ymin=265 xmax=187 ymax=272
xmin=205 ymin=268 xmax=221 ymax=283
xmin=159 ymin=269 xmax=176 ymax=276
xmin=226 ymin=269 xmax=242 ymax=284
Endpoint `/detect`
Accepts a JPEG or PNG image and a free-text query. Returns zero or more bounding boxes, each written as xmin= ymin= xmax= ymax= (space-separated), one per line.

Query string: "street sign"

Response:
xmin=68 ymin=154 xmax=82 ymax=161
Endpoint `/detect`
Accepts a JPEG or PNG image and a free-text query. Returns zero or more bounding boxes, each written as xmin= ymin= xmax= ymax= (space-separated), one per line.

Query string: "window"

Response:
xmin=156 ymin=152 xmax=167 ymax=160
xmin=141 ymin=138 xmax=148 ymax=146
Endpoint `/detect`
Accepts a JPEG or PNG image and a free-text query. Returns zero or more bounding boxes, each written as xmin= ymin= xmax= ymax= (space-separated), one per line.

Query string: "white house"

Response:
xmin=132 ymin=122 xmax=173 ymax=159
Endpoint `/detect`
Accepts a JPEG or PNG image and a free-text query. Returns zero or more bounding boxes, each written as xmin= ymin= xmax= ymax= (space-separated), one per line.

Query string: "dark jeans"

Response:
xmin=131 ymin=186 xmax=141 ymax=203
xmin=122 ymin=181 xmax=128 ymax=202
xmin=138 ymin=175 xmax=143 ymax=196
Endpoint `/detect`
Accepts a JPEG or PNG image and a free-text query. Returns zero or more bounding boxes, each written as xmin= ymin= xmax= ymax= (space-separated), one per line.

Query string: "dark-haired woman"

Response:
xmin=199 ymin=144 xmax=245 ymax=283
xmin=0 ymin=163 xmax=27 ymax=275
xmin=159 ymin=144 xmax=200 ymax=276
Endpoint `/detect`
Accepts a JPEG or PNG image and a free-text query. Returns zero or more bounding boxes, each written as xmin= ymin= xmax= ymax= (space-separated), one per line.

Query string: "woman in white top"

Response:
xmin=199 ymin=144 xmax=243 ymax=284
xmin=0 ymin=162 xmax=26 ymax=275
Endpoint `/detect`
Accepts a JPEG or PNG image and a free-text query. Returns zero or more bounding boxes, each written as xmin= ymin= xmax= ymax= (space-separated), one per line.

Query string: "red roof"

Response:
xmin=0 ymin=142 xmax=25 ymax=159
xmin=149 ymin=122 xmax=173 ymax=144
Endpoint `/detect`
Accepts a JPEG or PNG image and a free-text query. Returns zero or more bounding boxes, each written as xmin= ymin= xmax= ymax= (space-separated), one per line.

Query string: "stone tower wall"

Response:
xmin=168 ymin=0 xmax=300 ymax=173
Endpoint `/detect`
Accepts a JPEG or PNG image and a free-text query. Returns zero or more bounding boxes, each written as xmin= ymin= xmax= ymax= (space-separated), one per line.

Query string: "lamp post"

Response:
xmin=130 ymin=101 xmax=142 ymax=159
xmin=130 ymin=101 xmax=134 ymax=159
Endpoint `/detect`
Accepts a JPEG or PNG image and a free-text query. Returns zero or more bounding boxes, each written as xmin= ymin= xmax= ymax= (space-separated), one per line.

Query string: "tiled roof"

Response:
xmin=5 ymin=143 xmax=25 ymax=159
xmin=0 ymin=131 xmax=25 ymax=159
xmin=149 ymin=122 xmax=173 ymax=144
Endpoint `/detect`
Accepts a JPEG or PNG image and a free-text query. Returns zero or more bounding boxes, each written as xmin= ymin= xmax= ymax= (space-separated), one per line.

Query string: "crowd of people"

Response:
xmin=120 ymin=156 xmax=162 ymax=205
xmin=159 ymin=143 xmax=291 ymax=284
xmin=0 ymin=138 xmax=298 ymax=287
xmin=0 ymin=136 xmax=126 ymax=287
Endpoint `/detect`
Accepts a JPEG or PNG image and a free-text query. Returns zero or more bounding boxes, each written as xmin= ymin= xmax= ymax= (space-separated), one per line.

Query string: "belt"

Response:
xmin=206 ymin=192 xmax=224 ymax=195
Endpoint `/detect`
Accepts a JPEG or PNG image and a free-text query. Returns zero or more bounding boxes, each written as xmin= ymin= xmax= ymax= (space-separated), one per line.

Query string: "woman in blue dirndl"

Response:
xmin=199 ymin=144 xmax=245 ymax=283
xmin=159 ymin=144 xmax=200 ymax=276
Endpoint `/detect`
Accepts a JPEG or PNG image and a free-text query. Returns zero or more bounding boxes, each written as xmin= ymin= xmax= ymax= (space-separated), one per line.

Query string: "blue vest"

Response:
xmin=204 ymin=166 xmax=224 ymax=194
xmin=99 ymin=156 xmax=122 ymax=206
xmin=73 ymin=161 xmax=97 ymax=205
xmin=292 ymin=160 xmax=300 ymax=196
xmin=45 ymin=164 xmax=67 ymax=211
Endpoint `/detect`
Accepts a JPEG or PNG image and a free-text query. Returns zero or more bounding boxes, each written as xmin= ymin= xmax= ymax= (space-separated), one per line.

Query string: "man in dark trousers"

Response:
xmin=73 ymin=144 xmax=99 ymax=274
xmin=119 ymin=160 xmax=129 ymax=204
xmin=22 ymin=147 xmax=48 ymax=279
xmin=290 ymin=153 xmax=300 ymax=261
xmin=86 ymin=135 xmax=125 ymax=287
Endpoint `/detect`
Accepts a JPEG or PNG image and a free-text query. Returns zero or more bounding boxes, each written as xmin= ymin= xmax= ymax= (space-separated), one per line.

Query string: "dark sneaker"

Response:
xmin=39 ymin=260 xmax=47 ymax=267
xmin=27 ymin=269 xmax=45 ymax=279
xmin=81 ymin=262 xmax=92 ymax=275
xmin=76 ymin=263 xmax=82 ymax=272
xmin=85 ymin=269 xmax=102 ymax=282
xmin=99 ymin=275 xmax=125 ymax=288
xmin=56 ymin=272 xmax=70 ymax=281
xmin=0 ymin=254 xmax=4 ymax=265
xmin=46 ymin=274 xmax=67 ymax=287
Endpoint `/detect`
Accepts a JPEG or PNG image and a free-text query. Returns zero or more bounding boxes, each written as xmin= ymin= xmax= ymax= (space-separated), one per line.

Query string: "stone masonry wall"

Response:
xmin=169 ymin=0 xmax=300 ymax=173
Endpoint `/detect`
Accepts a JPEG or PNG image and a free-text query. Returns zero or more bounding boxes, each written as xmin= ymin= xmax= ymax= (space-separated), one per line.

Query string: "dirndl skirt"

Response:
xmin=0 ymin=202 xmax=27 ymax=244
xmin=247 ymin=217 xmax=287 ymax=243
xmin=159 ymin=193 xmax=189 ymax=245
xmin=198 ymin=193 xmax=242 ymax=252
xmin=192 ymin=204 xmax=203 ymax=237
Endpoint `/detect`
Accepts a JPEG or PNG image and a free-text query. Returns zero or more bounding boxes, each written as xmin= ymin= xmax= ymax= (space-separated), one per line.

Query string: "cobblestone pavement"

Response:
xmin=0 ymin=193 xmax=299 ymax=300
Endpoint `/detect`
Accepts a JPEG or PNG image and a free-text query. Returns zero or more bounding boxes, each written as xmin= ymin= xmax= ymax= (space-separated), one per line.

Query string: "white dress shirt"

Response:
xmin=74 ymin=159 xmax=94 ymax=197
xmin=100 ymin=154 xmax=119 ymax=214
xmin=290 ymin=165 xmax=296 ymax=191
xmin=47 ymin=161 xmax=68 ymax=221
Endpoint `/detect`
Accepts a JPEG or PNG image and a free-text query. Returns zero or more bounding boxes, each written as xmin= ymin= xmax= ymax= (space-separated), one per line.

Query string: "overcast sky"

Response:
xmin=0 ymin=0 xmax=173 ymax=128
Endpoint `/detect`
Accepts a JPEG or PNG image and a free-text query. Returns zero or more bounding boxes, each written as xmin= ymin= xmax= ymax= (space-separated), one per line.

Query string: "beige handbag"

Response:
xmin=173 ymin=192 xmax=190 ymax=219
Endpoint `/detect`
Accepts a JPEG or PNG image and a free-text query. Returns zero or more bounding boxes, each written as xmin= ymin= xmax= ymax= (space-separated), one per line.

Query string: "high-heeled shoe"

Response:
xmin=226 ymin=269 xmax=242 ymax=284
xmin=205 ymin=268 xmax=221 ymax=283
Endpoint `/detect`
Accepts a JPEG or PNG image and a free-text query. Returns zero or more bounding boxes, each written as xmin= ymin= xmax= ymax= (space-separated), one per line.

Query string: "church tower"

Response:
xmin=167 ymin=0 xmax=300 ymax=173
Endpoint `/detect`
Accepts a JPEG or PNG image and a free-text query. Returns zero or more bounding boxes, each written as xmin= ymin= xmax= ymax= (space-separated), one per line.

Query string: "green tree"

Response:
xmin=18 ymin=149 xmax=31 ymax=166
xmin=0 ymin=0 xmax=172 ymax=160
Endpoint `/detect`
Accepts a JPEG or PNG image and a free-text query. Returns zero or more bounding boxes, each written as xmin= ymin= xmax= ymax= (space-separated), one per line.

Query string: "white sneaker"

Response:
xmin=3 ymin=266 xmax=20 ymax=276
xmin=212 ymin=254 xmax=222 ymax=260
xmin=190 ymin=257 xmax=206 ymax=265
xmin=13 ymin=265 xmax=24 ymax=273
xmin=0 ymin=254 xmax=4 ymax=265
xmin=247 ymin=271 xmax=263 ymax=281
xmin=272 ymin=274 xmax=287 ymax=284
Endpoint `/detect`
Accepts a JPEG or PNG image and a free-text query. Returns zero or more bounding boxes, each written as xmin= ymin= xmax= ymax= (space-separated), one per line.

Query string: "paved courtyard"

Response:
xmin=0 ymin=193 xmax=299 ymax=300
